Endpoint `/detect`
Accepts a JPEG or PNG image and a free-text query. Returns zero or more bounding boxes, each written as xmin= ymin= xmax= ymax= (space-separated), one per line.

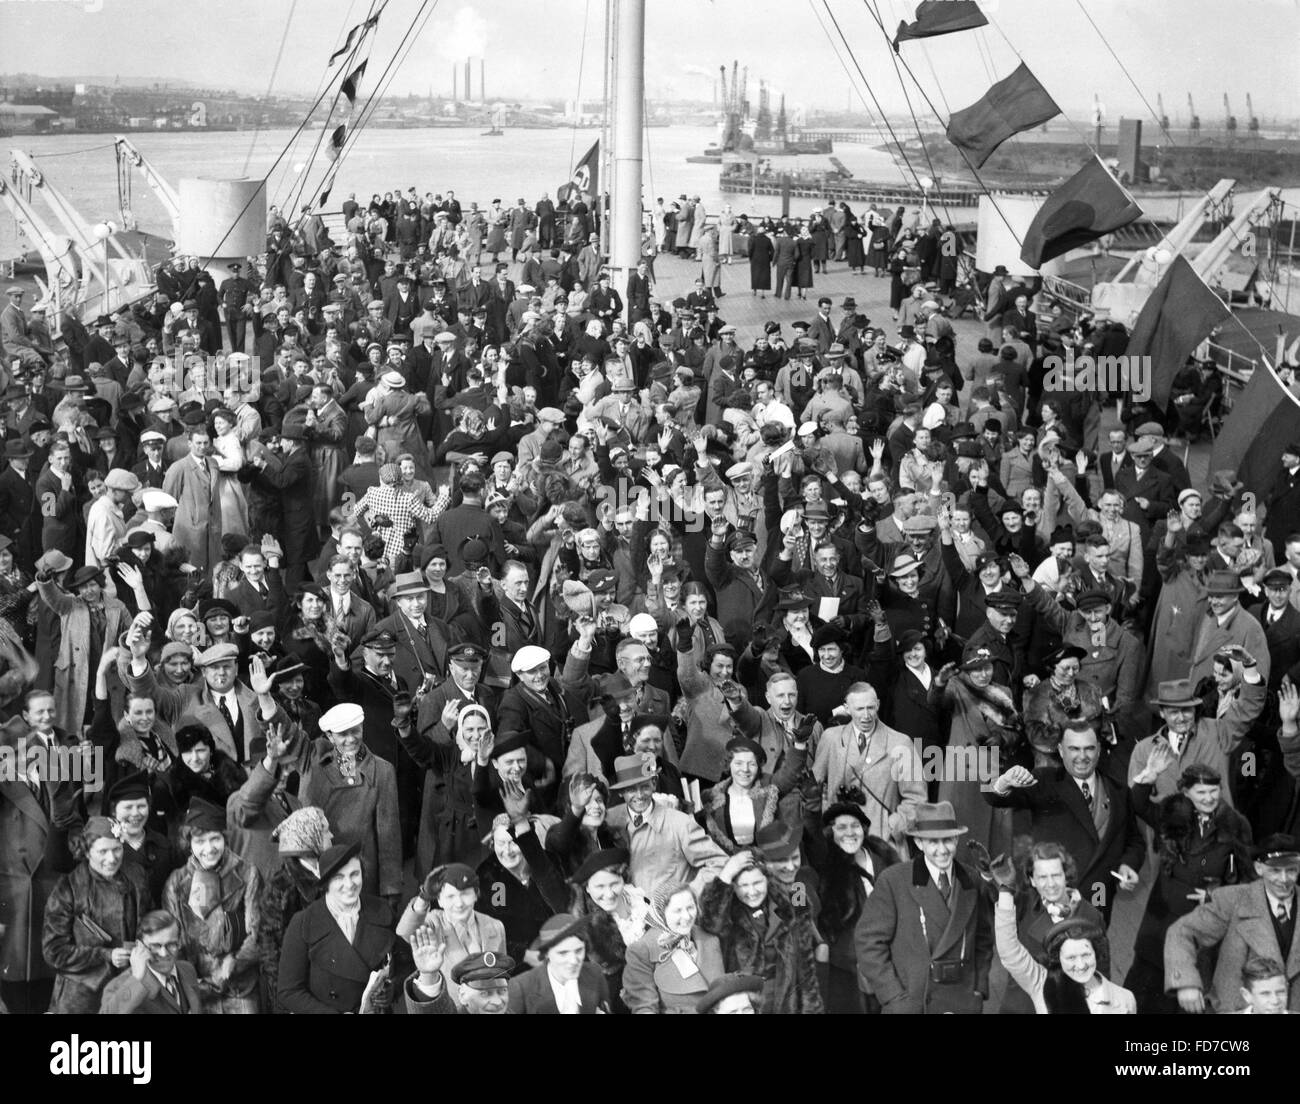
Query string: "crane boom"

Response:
xmin=114 ymin=136 xmax=182 ymax=238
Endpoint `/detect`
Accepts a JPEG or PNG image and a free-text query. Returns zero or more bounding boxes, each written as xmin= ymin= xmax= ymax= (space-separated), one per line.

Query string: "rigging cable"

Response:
xmin=571 ymin=0 xmax=591 ymax=172
xmin=806 ymin=0 xmax=915 ymax=189
xmin=854 ymin=0 xmax=1024 ymax=246
xmin=243 ymin=0 xmax=301 ymax=177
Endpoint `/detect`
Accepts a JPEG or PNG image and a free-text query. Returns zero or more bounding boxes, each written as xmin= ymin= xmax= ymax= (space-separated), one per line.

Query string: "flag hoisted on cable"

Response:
xmin=1019 ymin=157 xmax=1143 ymax=268
xmin=558 ymin=141 xmax=599 ymax=204
xmin=945 ymin=62 xmax=1060 ymax=169
xmin=893 ymin=0 xmax=989 ymax=52
xmin=329 ymin=2 xmax=387 ymax=67
xmin=327 ymin=58 xmax=369 ymax=163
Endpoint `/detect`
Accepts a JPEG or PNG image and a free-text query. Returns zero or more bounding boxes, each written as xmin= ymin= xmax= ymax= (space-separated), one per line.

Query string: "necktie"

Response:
xmin=165 ymin=975 xmax=179 ymax=1005
xmin=222 ymin=694 xmax=237 ymax=731
xmin=1081 ymin=781 xmax=1093 ymax=810
xmin=630 ymin=813 xmax=644 ymax=831
xmin=937 ymin=872 xmax=951 ymax=899
xmin=857 ymin=733 xmax=867 ymax=754
xmin=1277 ymin=900 xmax=1292 ymax=922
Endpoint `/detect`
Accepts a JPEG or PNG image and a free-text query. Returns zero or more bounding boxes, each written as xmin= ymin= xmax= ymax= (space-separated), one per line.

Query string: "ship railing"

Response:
xmin=1041 ymin=274 xmax=1092 ymax=317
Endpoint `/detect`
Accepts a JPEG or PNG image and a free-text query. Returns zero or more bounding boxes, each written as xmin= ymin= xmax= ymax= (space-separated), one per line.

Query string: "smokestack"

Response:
xmin=465 ymin=59 xmax=471 ymax=104
xmin=480 ymin=59 xmax=485 ymax=103
xmin=453 ymin=65 xmax=458 ymax=102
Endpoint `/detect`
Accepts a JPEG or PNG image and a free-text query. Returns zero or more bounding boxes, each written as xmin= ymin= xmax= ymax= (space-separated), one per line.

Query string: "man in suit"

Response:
xmin=1254 ymin=568 xmax=1300 ymax=687
xmin=1099 ymin=428 xmax=1133 ymax=491
xmin=225 ymin=544 xmax=286 ymax=618
xmin=100 ymin=910 xmax=203 ymax=1014
xmin=856 ymin=801 xmax=994 ymax=1014
xmin=507 ymin=912 xmax=610 ymax=1014
xmin=808 ymin=297 xmax=836 ymax=355
xmin=773 ymin=225 xmax=797 ymax=301
xmin=248 ymin=423 xmax=319 ymax=593
xmin=1136 ymin=420 xmax=1191 ymax=493
xmin=1265 ymin=442 xmax=1300 ymax=562
xmin=382 ymin=273 xmax=420 ymax=337
xmin=375 ymin=571 xmax=460 ymax=695
xmin=0 ymin=707 xmax=84 ymax=1014
xmin=986 ymin=722 xmax=1145 ymax=923
xmin=497 ymin=645 xmax=586 ymax=786
xmin=127 ymin=638 xmax=263 ymax=766
xmin=1164 ymin=835 xmax=1300 ymax=1013
xmin=625 ymin=261 xmax=652 ymax=325
xmin=1115 ymin=439 xmax=1177 ymax=539
xmin=0 ymin=438 xmax=37 ymax=570
xmin=562 ymin=633 xmax=673 ymax=723
xmin=163 ymin=427 xmax=223 ymax=576
xmin=983 ymin=266 xmax=1011 ymax=340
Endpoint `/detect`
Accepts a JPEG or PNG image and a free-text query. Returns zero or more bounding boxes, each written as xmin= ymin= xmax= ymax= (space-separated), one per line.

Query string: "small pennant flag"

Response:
xmin=946 ymin=63 xmax=1060 ymax=169
xmin=894 ymin=0 xmax=989 ymax=51
xmin=328 ymin=2 xmax=386 ymax=67
xmin=342 ymin=60 xmax=367 ymax=106
xmin=326 ymin=124 xmax=346 ymax=163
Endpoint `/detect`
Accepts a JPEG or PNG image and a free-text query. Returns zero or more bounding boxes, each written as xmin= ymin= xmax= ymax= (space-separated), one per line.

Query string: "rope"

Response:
xmin=857 ymin=0 xmax=1024 ymax=247
xmin=1072 ymin=0 xmax=1177 ymax=147
xmin=25 ymin=142 xmax=115 ymax=158
xmin=244 ymin=0 xmax=301 ymax=178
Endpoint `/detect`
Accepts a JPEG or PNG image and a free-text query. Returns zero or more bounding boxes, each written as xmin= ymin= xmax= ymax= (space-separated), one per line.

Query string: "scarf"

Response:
xmin=949 ymin=675 xmax=1021 ymax=747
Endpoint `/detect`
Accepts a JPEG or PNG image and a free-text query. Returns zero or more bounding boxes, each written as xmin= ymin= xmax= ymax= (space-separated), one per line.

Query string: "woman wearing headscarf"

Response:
xmin=41 ymin=816 xmax=150 ymax=1014
xmin=698 ymin=849 xmax=824 ymax=1014
xmin=565 ymin=847 xmax=652 ymax=1012
xmin=396 ymin=861 xmax=507 ymax=1007
xmin=161 ymin=799 xmax=263 ymax=1013
xmin=278 ymin=842 xmax=395 ymax=1013
xmin=931 ymin=647 xmax=1027 ymax=858
xmin=623 ymin=882 xmax=725 ymax=1013
xmin=258 ymin=805 xmax=332 ymax=1012
xmin=400 ymin=702 xmax=494 ymax=872
xmin=815 ymin=802 xmax=900 ymax=1013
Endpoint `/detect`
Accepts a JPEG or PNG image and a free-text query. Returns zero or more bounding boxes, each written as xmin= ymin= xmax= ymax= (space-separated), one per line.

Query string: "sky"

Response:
xmin=1 ymin=0 xmax=1297 ymax=121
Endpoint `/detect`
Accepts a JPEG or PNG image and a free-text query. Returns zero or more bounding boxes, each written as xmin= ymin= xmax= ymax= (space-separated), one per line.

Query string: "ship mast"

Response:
xmin=608 ymin=0 xmax=645 ymax=299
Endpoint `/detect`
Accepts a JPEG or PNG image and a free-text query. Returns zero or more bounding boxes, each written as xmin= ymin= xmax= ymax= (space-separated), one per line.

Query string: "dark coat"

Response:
xmin=816 ymin=837 xmax=901 ymax=972
xmin=506 ymin=959 xmax=610 ymax=1014
xmin=856 ymin=854 xmax=994 ymax=1014
xmin=497 ymin=678 xmax=585 ymax=774
xmin=258 ymin=857 xmax=323 ymax=1011
xmin=476 ymin=829 xmax=569 ymax=965
xmin=985 ymin=763 xmax=1146 ymax=910
xmin=0 ymin=464 xmax=36 ymax=568
xmin=42 ymin=862 xmax=149 ymax=1013
xmin=248 ymin=445 xmax=320 ymax=567
xmin=277 ymin=894 xmax=394 ymax=1013
xmin=698 ymin=876 xmax=824 ymax=1014
xmin=0 ymin=767 xmax=83 ymax=983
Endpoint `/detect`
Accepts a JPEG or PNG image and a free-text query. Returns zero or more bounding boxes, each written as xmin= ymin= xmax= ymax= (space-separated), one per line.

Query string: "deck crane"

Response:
xmin=114 ymin=136 xmax=182 ymax=239
xmin=1246 ymin=94 xmax=1259 ymax=134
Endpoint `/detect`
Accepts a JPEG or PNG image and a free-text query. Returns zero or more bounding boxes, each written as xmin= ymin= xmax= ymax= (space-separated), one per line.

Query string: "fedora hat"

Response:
xmin=1203 ymin=570 xmax=1243 ymax=597
xmin=907 ymin=801 xmax=968 ymax=839
xmin=608 ymin=753 xmax=660 ymax=791
xmin=1149 ymin=679 xmax=1201 ymax=710
xmin=387 ymin=570 xmax=429 ymax=600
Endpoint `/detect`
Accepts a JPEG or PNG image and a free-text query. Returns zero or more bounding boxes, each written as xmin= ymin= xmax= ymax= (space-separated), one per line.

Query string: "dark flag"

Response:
xmin=946 ymin=63 xmax=1060 ymax=169
xmin=328 ymin=3 xmax=386 ymax=67
xmin=326 ymin=125 xmax=346 ymax=163
xmin=558 ymin=140 xmax=599 ymax=203
xmin=342 ymin=60 xmax=367 ymax=106
xmin=1019 ymin=158 xmax=1143 ymax=268
xmin=1210 ymin=361 xmax=1300 ymax=500
xmin=894 ymin=0 xmax=989 ymax=51
xmin=1125 ymin=255 xmax=1231 ymax=410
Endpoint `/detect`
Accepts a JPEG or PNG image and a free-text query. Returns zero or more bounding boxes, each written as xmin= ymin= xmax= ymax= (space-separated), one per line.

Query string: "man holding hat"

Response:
xmin=857 ymin=801 xmax=993 ymax=1014
xmin=1129 ymin=649 xmax=1265 ymax=808
xmin=1165 ymin=834 xmax=1300 ymax=1012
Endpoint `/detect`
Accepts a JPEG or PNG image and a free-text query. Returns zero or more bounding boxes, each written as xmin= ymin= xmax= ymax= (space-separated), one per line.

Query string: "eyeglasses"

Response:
xmin=144 ymin=941 xmax=181 ymax=954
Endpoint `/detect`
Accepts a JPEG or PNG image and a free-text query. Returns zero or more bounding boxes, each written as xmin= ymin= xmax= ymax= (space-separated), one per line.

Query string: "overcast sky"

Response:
xmin=2 ymin=0 xmax=1297 ymax=121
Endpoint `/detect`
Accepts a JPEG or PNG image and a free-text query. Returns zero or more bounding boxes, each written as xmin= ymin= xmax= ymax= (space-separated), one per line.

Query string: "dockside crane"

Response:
xmin=1224 ymin=94 xmax=1237 ymax=138
xmin=1157 ymin=93 xmax=1170 ymax=133
xmin=1247 ymin=94 xmax=1259 ymax=134
xmin=1187 ymin=93 xmax=1200 ymax=137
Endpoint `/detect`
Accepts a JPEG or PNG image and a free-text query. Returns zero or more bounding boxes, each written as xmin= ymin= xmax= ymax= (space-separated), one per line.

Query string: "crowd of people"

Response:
xmin=1 ymin=178 xmax=1299 ymax=1017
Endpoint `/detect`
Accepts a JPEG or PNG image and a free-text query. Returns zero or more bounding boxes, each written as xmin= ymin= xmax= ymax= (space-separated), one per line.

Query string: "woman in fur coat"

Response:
xmin=1023 ymin=644 xmax=1106 ymax=766
xmin=699 ymin=850 xmax=824 ymax=1014
xmin=1124 ymin=747 xmax=1254 ymax=1013
xmin=931 ymin=650 xmax=1029 ymax=858
xmin=701 ymin=736 xmax=808 ymax=855
xmin=566 ymin=847 xmax=652 ymax=1013
xmin=815 ymin=803 xmax=900 ymax=1013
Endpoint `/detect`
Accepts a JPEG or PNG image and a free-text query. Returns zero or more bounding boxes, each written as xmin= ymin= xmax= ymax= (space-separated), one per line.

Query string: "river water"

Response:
xmin=1 ymin=124 xmax=908 ymax=258
xmin=5 ymin=123 xmax=1293 ymax=262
